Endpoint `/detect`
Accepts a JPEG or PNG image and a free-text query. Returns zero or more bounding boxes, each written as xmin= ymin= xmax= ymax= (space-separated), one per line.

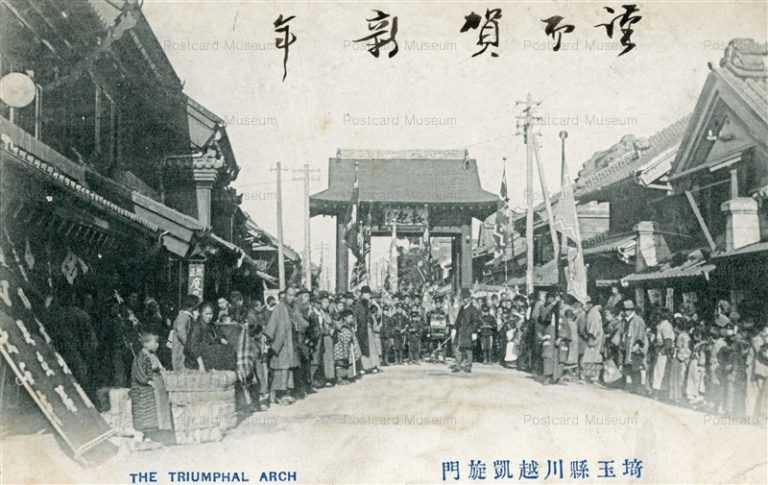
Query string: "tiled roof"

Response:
xmin=622 ymin=259 xmax=715 ymax=285
xmin=582 ymin=232 xmax=636 ymax=257
xmin=575 ymin=116 xmax=691 ymax=199
xmin=243 ymin=213 xmax=300 ymax=262
xmin=310 ymin=150 xmax=500 ymax=215
xmin=716 ymin=39 xmax=768 ymax=126
xmin=186 ymin=96 xmax=226 ymax=150
xmin=3 ymin=142 xmax=159 ymax=233
xmin=670 ymin=38 xmax=767 ymax=180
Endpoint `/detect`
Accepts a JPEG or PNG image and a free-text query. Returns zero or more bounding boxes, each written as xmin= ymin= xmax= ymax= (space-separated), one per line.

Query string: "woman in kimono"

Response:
xmin=501 ymin=305 xmax=523 ymax=368
xmin=746 ymin=323 xmax=768 ymax=419
xmin=560 ymin=308 xmax=580 ymax=380
xmin=686 ymin=323 xmax=707 ymax=407
xmin=668 ymin=315 xmax=690 ymax=405
xmin=581 ymin=302 xmax=605 ymax=383
xmin=186 ymin=302 xmax=236 ymax=371
xmin=130 ymin=329 xmax=172 ymax=443
xmin=651 ymin=309 xmax=675 ymax=400
xmin=368 ymin=301 xmax=383 ymax=371
xmin=349 ymin=314 xmax=364 ymax=379
xmin=333 ymin=310 xmax=356 ymax=384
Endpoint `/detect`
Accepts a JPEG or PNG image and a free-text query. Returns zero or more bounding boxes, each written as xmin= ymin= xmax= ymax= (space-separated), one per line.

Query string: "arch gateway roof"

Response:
xmin=310 ymin=149 xmax=500 ymax=219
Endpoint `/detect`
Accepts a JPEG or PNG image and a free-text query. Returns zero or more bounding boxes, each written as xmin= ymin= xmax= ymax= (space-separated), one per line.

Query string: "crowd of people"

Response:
xmin=446 ymin=285 xmax=768 ymax=422
xmin=38 ymin=282 xmax=768 ymax=446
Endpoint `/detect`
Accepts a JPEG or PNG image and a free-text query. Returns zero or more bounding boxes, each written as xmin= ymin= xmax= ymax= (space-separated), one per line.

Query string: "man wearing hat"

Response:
xmin=621 ymin=299 xmax=647 ymax=394
xmin=451 ymin=288 xmax=482 ymax=373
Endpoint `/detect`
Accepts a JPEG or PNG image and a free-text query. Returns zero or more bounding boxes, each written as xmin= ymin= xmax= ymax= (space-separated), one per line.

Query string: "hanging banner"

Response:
xmin=0 ymin=239 xmax=116 ymax=465
xmin=187 ymin=262 xmax=205 ymax=299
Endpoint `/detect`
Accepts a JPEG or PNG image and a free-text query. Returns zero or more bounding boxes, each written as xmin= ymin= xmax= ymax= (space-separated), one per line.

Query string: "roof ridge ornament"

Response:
xmin=720 ymin=38 xmax=768 ymax=79
xmin=337 ymin=148 xmax=468 ymax=160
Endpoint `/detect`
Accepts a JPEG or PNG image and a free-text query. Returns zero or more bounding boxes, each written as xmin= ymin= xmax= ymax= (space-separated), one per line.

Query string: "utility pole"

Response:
xmin=516 ymin=93 xmax=540 ymax=296
xmin=516 ymin=94 xmax=560 ymax=294
xmin=271 ymin=162 xmax=289 ymax=290
xmin=293 ymin=163 xmax=320 ymax=290
xmin=517 ymin=94 xmax=564 ymax=382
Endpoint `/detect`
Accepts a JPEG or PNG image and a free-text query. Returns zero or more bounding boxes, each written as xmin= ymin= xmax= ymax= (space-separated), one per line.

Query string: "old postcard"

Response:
xmin=0 ymin=1 xmax=766 ymax=484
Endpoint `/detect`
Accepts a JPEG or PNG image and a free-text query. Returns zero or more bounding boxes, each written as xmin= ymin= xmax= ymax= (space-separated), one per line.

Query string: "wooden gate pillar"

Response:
xmin=336 ymin=213 xmax=349 ymax=292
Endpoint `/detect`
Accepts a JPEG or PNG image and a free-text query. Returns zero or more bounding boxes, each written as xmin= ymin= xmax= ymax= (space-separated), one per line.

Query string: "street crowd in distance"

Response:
xmin=47 ymin=283 xmax=768 ymax=446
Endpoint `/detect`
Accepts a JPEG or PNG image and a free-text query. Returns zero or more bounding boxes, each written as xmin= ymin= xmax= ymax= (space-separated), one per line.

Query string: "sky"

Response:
xmin=141 ymin=0 xmax=767 ymax=286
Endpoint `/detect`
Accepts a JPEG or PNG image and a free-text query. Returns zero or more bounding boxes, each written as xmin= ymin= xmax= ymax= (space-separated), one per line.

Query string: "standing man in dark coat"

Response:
xmin=353 ymin=286 xmax=373 ymax=371
xmin=264 ymin=287 xmax=298 ymax=405
xmin=451 ymin=289 xmax=482 ymax=373
xmin=292 ymin=288 xmax=314 ymax=398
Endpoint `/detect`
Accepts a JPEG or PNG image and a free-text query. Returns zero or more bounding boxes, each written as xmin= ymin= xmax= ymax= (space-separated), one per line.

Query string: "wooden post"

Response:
xmin=460 ymin=221 xmax=473 ymax=289
xmin=517 ymin=94 xmax=538 ymax=296
xmin=684 ymin=190 xmax=717 ymax=251
xmin=336 ymin=213 xmax=349 ymax=293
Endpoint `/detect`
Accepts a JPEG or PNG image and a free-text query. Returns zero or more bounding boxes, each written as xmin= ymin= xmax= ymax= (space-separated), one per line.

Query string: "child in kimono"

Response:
xmin=130 ymin=330 xmax=171 ymax=444
xmin=237 ymin=322 xmax=270 ymax=412
xmin=253 ymin=325 xmax=270 ymax=410
xmin=630 ymin=339 xmax=647 ymax=377
xmin=334 ymin=310 xmax=356 ymax=385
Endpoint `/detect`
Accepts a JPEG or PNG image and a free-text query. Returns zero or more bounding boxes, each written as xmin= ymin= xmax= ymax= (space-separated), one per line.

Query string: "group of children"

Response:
xmin=643 ymin=308 xmax=768 ymax=417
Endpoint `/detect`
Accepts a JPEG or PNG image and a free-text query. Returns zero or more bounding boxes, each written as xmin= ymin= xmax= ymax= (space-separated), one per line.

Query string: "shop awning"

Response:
xmin=583 ymin=233 xmax=636 ymax=258
xmin=130 ymin=192 xmax=203 ymax=257
xmin=621 ymin=259 xmax=715 ymax=285
xmin=712 ymin=241 xmax=768 ymax=259
xmin=206 ymin=234 xmax=277 ymax=284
